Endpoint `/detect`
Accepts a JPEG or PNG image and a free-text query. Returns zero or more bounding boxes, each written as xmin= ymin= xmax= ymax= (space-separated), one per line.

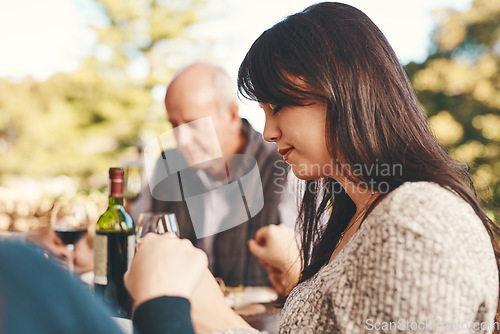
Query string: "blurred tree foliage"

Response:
xmin=406 ymin=0 xmax=500 ymax=219
xmin=0 ymin=0 xmax=207 ymax=189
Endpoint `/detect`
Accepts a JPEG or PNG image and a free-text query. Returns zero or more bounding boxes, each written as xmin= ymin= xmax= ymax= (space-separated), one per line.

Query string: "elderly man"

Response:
xmin=132 ymin=62 xmax=295 ymax=287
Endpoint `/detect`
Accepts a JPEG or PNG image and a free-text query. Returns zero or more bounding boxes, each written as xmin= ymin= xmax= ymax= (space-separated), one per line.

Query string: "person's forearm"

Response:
xmin=189 ymin=269 xmax=254 ymax=333
xmin=191 ymin=304 xmax=253 ymax=333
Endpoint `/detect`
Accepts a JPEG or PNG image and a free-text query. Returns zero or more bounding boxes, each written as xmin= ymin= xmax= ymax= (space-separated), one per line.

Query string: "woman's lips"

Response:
xmin=279 ymin=147 xmax=294 ymax=161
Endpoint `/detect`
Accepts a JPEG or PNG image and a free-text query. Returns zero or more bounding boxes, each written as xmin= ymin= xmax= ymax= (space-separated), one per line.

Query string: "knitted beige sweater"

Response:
xmin=216 ymin=182 xmax=499 ymax=333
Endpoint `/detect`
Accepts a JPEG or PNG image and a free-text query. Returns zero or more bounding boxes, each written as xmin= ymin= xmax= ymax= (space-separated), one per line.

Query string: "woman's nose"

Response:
xmin=263 ymin=119 xmax=281 ymax=143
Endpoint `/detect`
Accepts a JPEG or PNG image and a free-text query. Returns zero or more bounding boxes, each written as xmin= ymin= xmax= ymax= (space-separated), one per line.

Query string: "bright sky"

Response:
xmin=0 ymin=0 xmax=473 ymax=131
xmin=206 ymin=0 xmax=473 ymax=79
xmin=0 ymin=0 xmax=91 ymax=81
xmin=0 ymin=0 xmax=473 ymax=82
xmin=199 ymin=0 xmax=475 ymax=131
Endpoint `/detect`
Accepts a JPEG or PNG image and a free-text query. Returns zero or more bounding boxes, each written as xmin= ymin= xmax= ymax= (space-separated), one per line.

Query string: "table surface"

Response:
xmin=241 ymin=303 xmax=282 ymax=334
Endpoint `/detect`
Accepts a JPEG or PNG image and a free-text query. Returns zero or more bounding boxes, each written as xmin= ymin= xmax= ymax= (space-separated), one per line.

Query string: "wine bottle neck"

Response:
xmin=108 ymin=196 xmax=123 ymax=206
xmin=109 ymin=177 xmax=123 ymax=199
xmin=107 ymin=167 xmax=125 ymax=207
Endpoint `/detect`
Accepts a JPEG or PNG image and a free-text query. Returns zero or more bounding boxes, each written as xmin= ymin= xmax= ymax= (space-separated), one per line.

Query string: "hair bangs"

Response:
xmin=238 ymin=23 xmax=322 ymax=107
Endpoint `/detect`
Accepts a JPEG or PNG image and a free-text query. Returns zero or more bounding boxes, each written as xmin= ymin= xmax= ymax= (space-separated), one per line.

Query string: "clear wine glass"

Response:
xmin=136 ymin=212 xmax=179 ymax=243
xmin=51 ymin=202 xmax=88 ymax=273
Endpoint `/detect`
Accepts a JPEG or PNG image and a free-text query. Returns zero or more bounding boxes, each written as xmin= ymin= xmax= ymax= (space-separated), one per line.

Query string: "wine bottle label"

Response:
xmin=94 ymin=234 xmax=108 ymax=285
xmin=127 ymin=234 xmax=135 ymax=268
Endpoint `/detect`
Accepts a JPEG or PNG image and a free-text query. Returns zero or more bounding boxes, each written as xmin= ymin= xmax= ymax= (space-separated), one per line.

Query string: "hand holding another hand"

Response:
xmin=124 ymin=233 xmax=208 ymax=308
xmin=248 ymin=224 xmax=301 ymax=296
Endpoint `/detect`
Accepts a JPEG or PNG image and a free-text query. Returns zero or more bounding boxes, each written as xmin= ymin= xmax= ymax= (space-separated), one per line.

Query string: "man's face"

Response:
xmin=165 ymin=86 xmax=231 ymax=169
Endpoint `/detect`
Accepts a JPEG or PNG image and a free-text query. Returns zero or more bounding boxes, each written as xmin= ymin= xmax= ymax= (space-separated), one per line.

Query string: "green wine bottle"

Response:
xmin=94 ymin=167 xmax=135 ymax=318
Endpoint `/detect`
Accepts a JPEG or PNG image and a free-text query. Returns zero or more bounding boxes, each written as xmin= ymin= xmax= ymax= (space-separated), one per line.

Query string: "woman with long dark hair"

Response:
xmin=124 ymin=2 xmax=499 ymax=333
xmin=237 ymin=2 xmax=500 ymax=332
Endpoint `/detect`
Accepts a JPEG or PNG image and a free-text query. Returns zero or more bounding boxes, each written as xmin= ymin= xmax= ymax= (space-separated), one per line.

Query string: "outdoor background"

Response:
xmin=0 ymin=0 xmax=498 ymax=233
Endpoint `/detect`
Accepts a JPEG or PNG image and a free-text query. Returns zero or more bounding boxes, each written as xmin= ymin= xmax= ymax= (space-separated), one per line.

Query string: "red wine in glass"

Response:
xmin=54 ymin=227 xmax=88 ymax=245
xmin=51 ymin=203 xmax=88 ymax=273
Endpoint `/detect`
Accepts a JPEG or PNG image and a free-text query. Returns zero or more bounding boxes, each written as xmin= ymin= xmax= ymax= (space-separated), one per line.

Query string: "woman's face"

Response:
xmin=260 ymin=101 xmax=334 ymax=180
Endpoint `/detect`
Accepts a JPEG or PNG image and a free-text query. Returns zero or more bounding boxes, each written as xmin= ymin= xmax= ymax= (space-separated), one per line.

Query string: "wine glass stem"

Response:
xmin=67 ymin=244 xmax=74 ymax=273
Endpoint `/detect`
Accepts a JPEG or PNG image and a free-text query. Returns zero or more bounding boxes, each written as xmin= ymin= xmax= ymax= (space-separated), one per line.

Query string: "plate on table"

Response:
xmin=224 ymin=286 xmax=278 ymax=309
xmin=217 ymin=278 xmax=278 ymax=314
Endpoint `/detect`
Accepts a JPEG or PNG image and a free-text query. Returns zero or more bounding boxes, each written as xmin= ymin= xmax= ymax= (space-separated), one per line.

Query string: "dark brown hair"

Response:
xmin=237 ymin=0 xmax=499 ymax=312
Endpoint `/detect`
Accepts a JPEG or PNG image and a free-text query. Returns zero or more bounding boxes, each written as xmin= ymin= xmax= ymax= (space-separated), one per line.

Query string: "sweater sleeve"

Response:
xmin=132 ymin=296 xmax=194 ymax=334
xmin=332 ymin=182 xmax=498 ymax=333
xmin=132 ymin=296 xmax=263 ymax=334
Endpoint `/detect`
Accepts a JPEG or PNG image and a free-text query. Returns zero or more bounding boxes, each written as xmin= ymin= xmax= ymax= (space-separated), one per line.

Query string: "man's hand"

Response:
xmin=26 ymin=226 xmax=70 ymax=262
xmin=73 ymin=235 xmax=93 ymax=275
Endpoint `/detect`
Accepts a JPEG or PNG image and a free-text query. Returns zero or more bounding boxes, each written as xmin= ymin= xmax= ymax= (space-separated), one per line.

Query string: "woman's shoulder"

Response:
xmin=366 ymin=181 xmax=491 ymax=252
xmin=382 ymin=181 xmax=467 ymax=209
xmin=373 ymin=181 xmax=477 ymax=224
xmin=318 ymin=182 xmax=498 ymax=332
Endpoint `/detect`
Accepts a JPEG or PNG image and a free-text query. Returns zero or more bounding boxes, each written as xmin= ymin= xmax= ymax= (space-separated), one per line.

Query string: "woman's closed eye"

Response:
xmin=271 ymin=105 xmax=283 ymax=115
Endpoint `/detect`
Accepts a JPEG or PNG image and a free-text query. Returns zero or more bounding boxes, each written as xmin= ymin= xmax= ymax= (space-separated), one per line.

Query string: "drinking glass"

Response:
xmin=50 ymin=202 xmax=88 ymax=272
xmin=136 ymin=213 xmax=179 ymax=242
